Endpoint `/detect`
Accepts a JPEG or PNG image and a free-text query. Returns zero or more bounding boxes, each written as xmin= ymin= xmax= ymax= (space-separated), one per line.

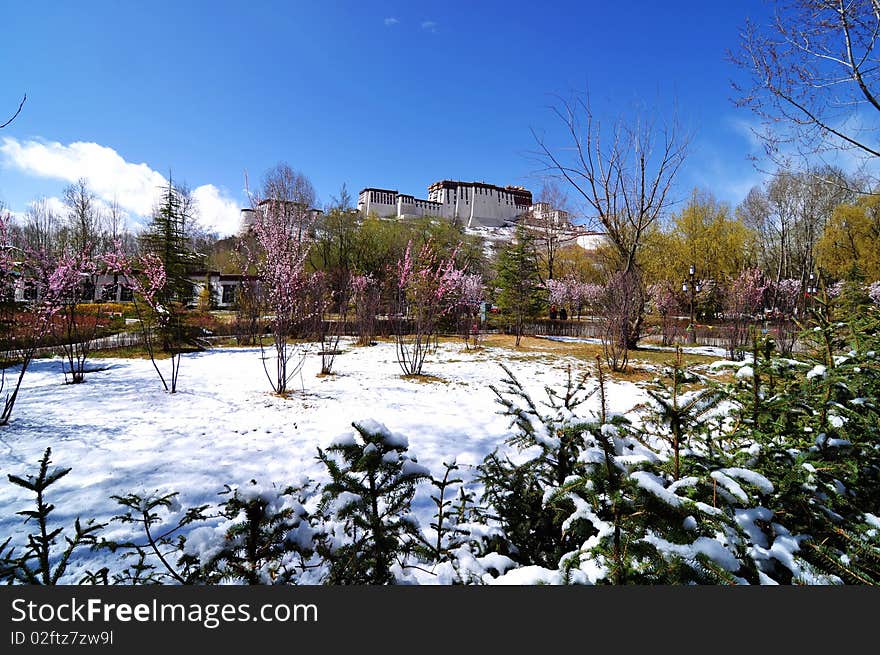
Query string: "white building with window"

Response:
xmin=239 ymin=199 xmax=323 ymax=237
xmin=357 ymin=180 xmax=533 ymax=228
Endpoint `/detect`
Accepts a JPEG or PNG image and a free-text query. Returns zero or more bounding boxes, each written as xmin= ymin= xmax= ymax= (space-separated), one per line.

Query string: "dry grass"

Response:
xmin=81 ymin=332 xmax=731 ymax=384
xmin=74 ymin=346 xmax=170 ymax=360
xmin=400 ymin=373 xmax=448 ymax=384
xmin=473 ymin=334 xmax=725 ymax=382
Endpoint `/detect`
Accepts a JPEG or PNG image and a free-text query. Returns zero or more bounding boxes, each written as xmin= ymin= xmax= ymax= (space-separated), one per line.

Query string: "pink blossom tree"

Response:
xmin=769 ymin=278 xmax=801 ymax=318
xmin=547 ymin=278 xmax=568 ymax=311
xmin=766 ymin=277 xmax=802 ymax=355
xmin=545 ymin=276 xmax=606 ymax=320
xmin=648 ymin=281 xmax=682 ymax=346
xmin=41 ymin=244 xmax=107 ymax=384
xmin=350 ymin=273 xmax=380 ymax=347
xmin=827 ymin=281 xmax=845 ymax=299
xmin=722 ymin=268 xmax=769 ymax=360
xmin=569 ymin=280 xmax=605 ymax=318
xmin=245 ymin=196 xmax=312 ymax=395
xmin=0 ymin=212 xmax=51 ymax=425
xmin=104 ymin=245 xmax=184 ymax=393
xmin=393 ymin=240 xmax=460 ymax=376
xmin=449 ymin=272 xmax=484 ymax=348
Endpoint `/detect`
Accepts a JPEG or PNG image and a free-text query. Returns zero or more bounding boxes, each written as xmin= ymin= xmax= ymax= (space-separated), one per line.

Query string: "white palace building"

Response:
xmin=357 ymin=180 xmax=534 ymax=229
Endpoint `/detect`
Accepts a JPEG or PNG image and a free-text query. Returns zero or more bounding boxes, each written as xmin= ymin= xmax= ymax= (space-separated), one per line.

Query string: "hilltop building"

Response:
xmin=239 ymin=199 xmax=323 ymax=236
xmin=357 ymin=180 xmax=532 ymax=228
xmin=233 ymin=179 xmax=610 ymax=255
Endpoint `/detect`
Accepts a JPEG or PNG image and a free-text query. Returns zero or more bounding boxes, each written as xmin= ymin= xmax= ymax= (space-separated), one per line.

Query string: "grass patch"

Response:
xmin=475 ymin=334 xmax=724 ymax=381
xmin=87 ymin=347 xmax=172 ymax=360
xmin=400 ymin=373 xmax=447 ymax=384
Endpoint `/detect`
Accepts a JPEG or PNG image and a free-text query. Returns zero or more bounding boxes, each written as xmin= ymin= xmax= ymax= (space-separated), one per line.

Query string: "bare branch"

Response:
xmin=0 ymin=94 xmax=26 ymax=129
xmin=731 ymin=0 xmax=880 ymax=174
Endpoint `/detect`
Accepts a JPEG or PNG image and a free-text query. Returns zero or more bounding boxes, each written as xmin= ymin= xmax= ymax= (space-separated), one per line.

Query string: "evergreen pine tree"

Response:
xmin=99 ymin=490 xmax=208 ymax=584
xmin=0 ymin=448 xmax=104 ymax=584
xmin=139 ymin=179 xmax=202 ymax=305
xmin=136 ymin=179 xmax=206 ymax=367
xmin=477 ymin=358 xmax=767 ymax=584
xmin=185 ymin=481 xmax=318 ymax=584
xmin=412 ymin=461 xmax=474 ymax=564
xmin=644 ymin=348 xmax=724 ymax=480
xmin=719 ymin=306 xmax=880 ymax=583
xmin=495 ymin=224 xmax=544 ymax=346
xmin=317 ymin=421 xmax=430 ymax=584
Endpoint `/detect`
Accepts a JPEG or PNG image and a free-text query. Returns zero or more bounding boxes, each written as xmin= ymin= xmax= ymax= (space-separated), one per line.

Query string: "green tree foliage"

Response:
xmin=816 ymin=194 xmax=880 ymax=281
xmin=348 ymin=214 xmax=410 ymax=282
xmin=97 ymin=490 xmax=208 ymax=584
xmin=310 ymin=185 xmax=360 ymax=288
xmin=185 ymin=482 xmax=317 ymax=584
xmin=3 ymin=304 xmax=879 ymax=586
xmin=494 ymin=224 xmax=544 ymax=346
xmin=718 ymin=305 xmax=880 ymax=583
xmin=317 ymin=421 xmax=430 ymax=584
xmin=477 ymin=359 xmax=765 ymax=584
xmin=644 ymin=348 xmax=724 ymax=480
xmin=0 ymin=448 xmax=104 ymax=584
xmin=551 ymin=243 xmax=604 ymax=284
xmin=477 ymin=364 xmax=597 ymax=568
xmin=640 ymin=189 xmax=757 ymax=284
xmin=412 ymin=461 xmax=473 ymax=563
xmin=139 ymin=179 xmax=203 ymax=305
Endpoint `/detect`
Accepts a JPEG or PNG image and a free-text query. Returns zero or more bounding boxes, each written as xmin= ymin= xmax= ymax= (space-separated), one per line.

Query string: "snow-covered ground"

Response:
xmin=0 ymin=339 xmax=650 ymax=579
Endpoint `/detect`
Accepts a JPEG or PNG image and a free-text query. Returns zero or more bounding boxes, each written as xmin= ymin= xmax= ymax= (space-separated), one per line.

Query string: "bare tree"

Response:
xmin=0 ymin=94 xmax=25 ymax=129
xmin=259 ymin=162 xmax=318 ymax=249
xmin=533 ymin=93 xmax=689 ymax=347
xmin=22 ymin=198 xmax=60 ymax=254
xmin=104 ymin=197 xmax=123 ymax=242
xmin=737 ymin=167 xmax=856 ymax=286
xmin=63 ymin=179 xmax=100 ymax=252
xmin=601 ymin=270 xmax=642 ymax=371
xmin=241 ymin=163 xmax=318 ymax=395
xmin=732 ymin=0 xmax=880 ymax=178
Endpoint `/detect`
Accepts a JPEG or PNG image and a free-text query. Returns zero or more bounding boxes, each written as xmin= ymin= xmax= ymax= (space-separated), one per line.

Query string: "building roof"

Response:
xmin=359 ymin=187 xmax=398 ymax=195
xmin=427 ymin=179 xmax=532 ymax=197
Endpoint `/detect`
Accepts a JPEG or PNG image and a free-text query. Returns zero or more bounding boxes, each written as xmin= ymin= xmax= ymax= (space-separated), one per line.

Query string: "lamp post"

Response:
xmin=682 ymin=264 xmax=701 ymax=344
xmin=806 ymin=272 xmax=818 ymax=311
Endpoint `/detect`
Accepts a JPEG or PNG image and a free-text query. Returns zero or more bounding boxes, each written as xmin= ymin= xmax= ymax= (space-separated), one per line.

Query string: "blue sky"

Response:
xmin=1 ymin=0 xmax=774 ymax=235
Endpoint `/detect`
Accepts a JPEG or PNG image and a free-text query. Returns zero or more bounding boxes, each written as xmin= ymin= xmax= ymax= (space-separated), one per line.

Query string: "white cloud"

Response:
xmin=0 ymin=137 xmax=243 ymax=236
xmin=384 ymin=17 xmax=399 ymax=26
xmin=191 ymin=184 xmax=242 ymax=237
xmin=37 ymin=196 xmax=69 ymax=218
xmin=0 ymin=138 xmax=165 ymax=216
xmin=725 ymin=111 xmax=880 ymax=182
xmin=421 ymin=20 xmax=437 ymax=32
xmin=4 ymin=197 xmax=66 ymax=229
xmin=726 ymin=116 xmax=765 ymax=151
